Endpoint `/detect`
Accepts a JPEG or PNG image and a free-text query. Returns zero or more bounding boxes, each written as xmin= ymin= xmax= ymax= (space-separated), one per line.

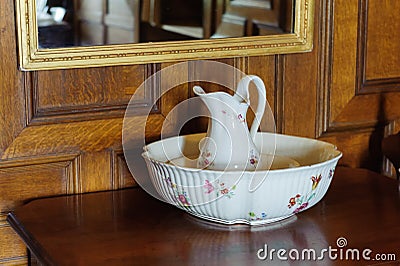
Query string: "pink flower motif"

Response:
xmin=329 ymin=169 xmax=334 ymax=178
xmin=178 ymin=194 xmax=190 ymax=206
xmin=248 ymin=150 xmax=258 ymax=167
xmin=238 ymin=114 xmax=245 ymax=122
xmin=165 ymin=176 xmax=173 ymax=188
xmin=204 ymin=180 xmax=214 ymax=194
xmin=293 ymin=202 xmax=308 ymax=213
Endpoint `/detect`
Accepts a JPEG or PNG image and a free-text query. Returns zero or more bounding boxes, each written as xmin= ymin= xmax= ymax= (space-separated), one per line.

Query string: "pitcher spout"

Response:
xmin=193 ymin=86 xmax=236 ymax=102
xmin=193 ymin=85 xmax=206 ymax=96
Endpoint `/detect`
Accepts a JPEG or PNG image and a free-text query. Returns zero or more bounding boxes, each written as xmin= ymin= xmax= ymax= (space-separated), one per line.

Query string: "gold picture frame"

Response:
xmin=15 ymin=0 xmax=314 ymax=71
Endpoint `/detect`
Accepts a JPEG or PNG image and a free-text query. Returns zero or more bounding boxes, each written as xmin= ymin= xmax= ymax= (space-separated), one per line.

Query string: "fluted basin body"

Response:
xmin=142 ymin=133 xmax=342 ymax=225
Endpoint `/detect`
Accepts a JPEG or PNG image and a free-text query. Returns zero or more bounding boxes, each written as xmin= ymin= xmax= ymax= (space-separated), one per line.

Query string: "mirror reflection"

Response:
xmin=37 ymin=0 xmax=294 ymax=48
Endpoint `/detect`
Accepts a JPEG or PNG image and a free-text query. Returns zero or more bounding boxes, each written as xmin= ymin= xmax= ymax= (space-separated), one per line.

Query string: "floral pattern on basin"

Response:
xmin=142 ymin=131 xmax=342 ymax=226
xmin=164 ymin=176 xmax=192 ymax=207
xmin=161 ymin=163 xmax=338 ymax=223
xmin=249 ymin=211 xmax=268 ymax=221
xmin=203 ymin=180 xmax=236 ymax=199
xmin=163 ymin=176 xmax=238 ymax=208
xmin=288 ymin=173 xmax=323 ymax=214
xmin=329 ymin=168 xmax=335 ymax=179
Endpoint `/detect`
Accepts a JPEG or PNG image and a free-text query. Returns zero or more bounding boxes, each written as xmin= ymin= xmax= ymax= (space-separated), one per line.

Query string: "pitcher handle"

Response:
xmin=235 ymin=75 xmax=266 ymax=141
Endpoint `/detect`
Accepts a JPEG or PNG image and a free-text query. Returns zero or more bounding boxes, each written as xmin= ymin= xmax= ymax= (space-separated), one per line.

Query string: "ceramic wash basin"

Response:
xmin=141 ymin=132 xmax=342 ymax=225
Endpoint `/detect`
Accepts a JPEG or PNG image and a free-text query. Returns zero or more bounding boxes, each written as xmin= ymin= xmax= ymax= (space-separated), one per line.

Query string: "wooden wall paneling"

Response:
xmin=179 ymin=57 xmax=275 ymax=134
xmin=322 ymin=0 xmax=400 ymax=132
xmin=112 ymin=149 xmax=136 ymax=190
xmin=2 ymin=0 xmax=400 ymax=264
xmin=31 ymin=65 xmax=148 ymax=124
xmin=324 ymin=0 xmax=359 ymax=130
xmin=357 ymin=0 xmax=400 ymax=94
xmin=0 ymin=156 xmax=78 ymax=212
xmin=0 ymin=114 xmax=165 ymax=263
xmin=0 ymin=217 xmax=27 ymax=265
xmin=2 ymin=119 xmax=121 ymax=159
xmin=153 ymin=58 xmax=277 ymax=138
xmin=189 ymin=58 xmax=236 ymax=87
xmin=274 ymin=55 xmax=285 ymax=133
xmin=0 ymin=1 xmax=26 ymax=155
xmin=315 ymin=0 xmax=332 ymax=138
xmin=0 ymin=1 xmax=32 ymax=263
xmin=1 ymin=3 xmax=161 ymax=258
xmin=363 ymin=0 xmax=400 ymax=81
xmin=245 ymin=56 xmax=277 ymax=132
xmin=124 ymin=111 xmax=165 ymax=172
xmin=282 ymin=51 xmax=319 ymax=138
xmin=281 ymin=0 xmax=321 ymax=138
xmin=317 ymin=0 xmax=369 ymax=169
xmin=160 ymin=62 xmax=189 ymax=118
xmin=320 ymin=128 xmax=385 ymax=170
xmin=0 ymin=156 xmax=78 ymax=264
xmin=157 ymin=59 xmax=243 ymax=137
xmin=318 ymin=0 xmax=400 ymax=171
xmin=185 ymin=59 xmax=240 ymax=134
xmin=77 ymin=151 xmax=112 ymax=193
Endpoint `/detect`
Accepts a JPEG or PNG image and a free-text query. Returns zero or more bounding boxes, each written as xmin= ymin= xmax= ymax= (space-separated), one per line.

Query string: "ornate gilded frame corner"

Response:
xmin=15 ymin=0 xmax=314 ymax=71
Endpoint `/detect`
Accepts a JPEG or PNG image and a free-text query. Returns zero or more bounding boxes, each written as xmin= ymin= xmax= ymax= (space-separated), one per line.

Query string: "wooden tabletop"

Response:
xmin=7 ymin=167 xmax=400 ymax=265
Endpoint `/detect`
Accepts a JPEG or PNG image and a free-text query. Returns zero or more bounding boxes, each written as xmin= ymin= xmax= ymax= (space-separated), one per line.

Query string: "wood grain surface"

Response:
xmin=1 ymin=0 xmax=400 ymax=264
xmin=7 ymin=167 xmax=400 ymax=265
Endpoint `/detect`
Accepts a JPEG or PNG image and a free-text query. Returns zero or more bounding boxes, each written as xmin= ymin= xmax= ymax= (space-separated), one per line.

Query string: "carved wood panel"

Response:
xmin=0 ymin=157 xmax=78 ymax=212
xmin=0 ymin=217 xmax=27 ymax=265
xmin=363 ymin=0 xmax=400 ymax=82
xmin=317 ymin=0 xmax=400 ymax=171
xmin=30 ymin=65 xmax=156 ymax=124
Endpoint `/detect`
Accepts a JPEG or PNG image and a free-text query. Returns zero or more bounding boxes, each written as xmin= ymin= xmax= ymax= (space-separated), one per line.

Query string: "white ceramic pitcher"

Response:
xmin=193 ymin=75 xmax=266 ymax=171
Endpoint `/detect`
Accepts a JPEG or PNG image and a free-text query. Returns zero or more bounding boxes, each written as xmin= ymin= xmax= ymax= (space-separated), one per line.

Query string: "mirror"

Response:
xmin=35 ymin=0 xmax=294 ymax=47
xmin=16 ymin=0 xmax=314 ymax=71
